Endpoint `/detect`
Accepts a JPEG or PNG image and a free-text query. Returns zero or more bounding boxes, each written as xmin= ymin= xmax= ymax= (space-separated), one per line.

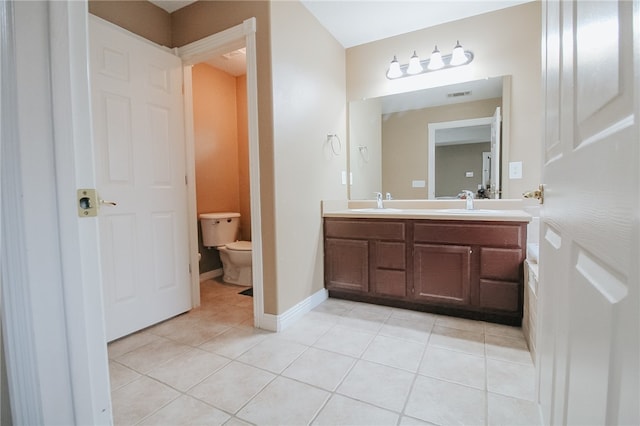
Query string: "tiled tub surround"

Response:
xmin=109 ymin=278 xmax=541 ymax=425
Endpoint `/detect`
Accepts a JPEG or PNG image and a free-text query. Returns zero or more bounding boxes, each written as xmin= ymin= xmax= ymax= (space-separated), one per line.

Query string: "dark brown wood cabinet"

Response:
xmin=324 ymin=217 xmax=528 ymax=325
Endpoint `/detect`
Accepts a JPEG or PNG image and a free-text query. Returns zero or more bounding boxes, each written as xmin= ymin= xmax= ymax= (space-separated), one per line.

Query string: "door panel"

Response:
xmin=539 ymin=1 xmax=639 ymax=425
xmin=90 ymin=16 xmax=191 ymax=341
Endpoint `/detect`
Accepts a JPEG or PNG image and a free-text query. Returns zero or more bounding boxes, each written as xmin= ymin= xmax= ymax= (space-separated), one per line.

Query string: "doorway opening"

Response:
xmin=178 ymin=18 xmax=265 ymax=328
xmin=427 ymin=109 xmax=501 ymax=200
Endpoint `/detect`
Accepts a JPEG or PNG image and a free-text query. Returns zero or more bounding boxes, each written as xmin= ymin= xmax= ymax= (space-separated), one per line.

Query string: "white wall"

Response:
xmin=270 ymin=1 xmax=347 ymax=312
xmin=346 ymin=1 xmax=541 ymax=198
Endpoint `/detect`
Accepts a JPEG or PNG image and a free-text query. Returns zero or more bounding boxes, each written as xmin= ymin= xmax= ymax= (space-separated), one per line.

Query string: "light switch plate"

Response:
xmin=465 ymin=171 xmax=474 ymax=178
xmin=509 ymin=161 xmax=523 ymax=179
xmin=412 ymin=180 xmax=426 ymax=188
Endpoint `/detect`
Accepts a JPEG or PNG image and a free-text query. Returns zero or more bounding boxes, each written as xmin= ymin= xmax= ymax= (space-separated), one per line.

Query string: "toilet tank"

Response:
xmin=199 ymin=212 xmax=241 ymax=247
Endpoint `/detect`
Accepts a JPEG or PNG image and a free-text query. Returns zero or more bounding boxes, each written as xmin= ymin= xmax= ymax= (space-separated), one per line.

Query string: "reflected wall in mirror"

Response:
xmin=349 ymin=76 xmax=507 ymax=200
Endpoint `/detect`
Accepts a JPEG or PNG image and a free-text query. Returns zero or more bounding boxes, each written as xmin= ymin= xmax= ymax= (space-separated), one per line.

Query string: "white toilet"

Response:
xmin=199 ymin=212 xmax=252 ymax=286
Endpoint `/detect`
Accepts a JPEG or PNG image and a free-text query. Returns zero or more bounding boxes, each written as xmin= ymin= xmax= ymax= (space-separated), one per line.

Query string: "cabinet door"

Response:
xmin=325 ymin=238 xmax=369 ymax=292
xmin=413 ymin=244 xmax=471 ymax=305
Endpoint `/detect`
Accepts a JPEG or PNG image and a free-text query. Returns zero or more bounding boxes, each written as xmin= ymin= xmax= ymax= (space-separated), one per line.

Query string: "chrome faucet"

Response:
xmin=461 ymin=190 xmax=475 ymax=210
xmin=386 ymin=192 xmax=392 ymax=201
xmin=375 ymin=192 xmax=384 ymax=209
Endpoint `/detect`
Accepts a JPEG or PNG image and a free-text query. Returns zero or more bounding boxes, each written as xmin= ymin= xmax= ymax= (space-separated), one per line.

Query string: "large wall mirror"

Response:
xmin=348 ymin=76 xmax=509 ymax=200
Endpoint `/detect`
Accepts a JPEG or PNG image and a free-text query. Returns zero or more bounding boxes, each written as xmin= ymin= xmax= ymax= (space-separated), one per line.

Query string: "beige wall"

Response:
xmin=88 ymin=0 xmax=171 ymax=47
xmin=382 ymin=97 xmax=501 ymax=198
xmin=193 ymin=64 xmax=240 ymax=215
xmin=270 ymin=1 xmax=347 ymax=312
xmin=436 ymin=142 xmax=491 ymax=197
xmin=347 ymin=1 xmax=542 ymax=198
xmin=349 ymin=98 xmax=382 ymax=200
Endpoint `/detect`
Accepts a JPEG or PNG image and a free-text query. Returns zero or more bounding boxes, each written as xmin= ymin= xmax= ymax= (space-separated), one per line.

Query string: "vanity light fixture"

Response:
xmin=427 ymin=45 xmax=444 ymax=70
xmin=386 ymin=40 xmax=473 ymax=79
xmin=407 ymin=51 xmax=423 ymax=74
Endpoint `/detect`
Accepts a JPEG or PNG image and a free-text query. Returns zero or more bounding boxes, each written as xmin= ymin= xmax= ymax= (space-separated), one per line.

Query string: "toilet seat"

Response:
xmin=226 ymin=241 xmax=252 ymax=251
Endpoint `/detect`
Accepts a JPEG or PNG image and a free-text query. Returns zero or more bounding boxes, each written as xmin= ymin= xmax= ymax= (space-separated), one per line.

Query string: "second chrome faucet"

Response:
xmin=460 ymin=190 xmax=475 ymax=210
xmin=374 ymin=192 xmax=393 ymax=209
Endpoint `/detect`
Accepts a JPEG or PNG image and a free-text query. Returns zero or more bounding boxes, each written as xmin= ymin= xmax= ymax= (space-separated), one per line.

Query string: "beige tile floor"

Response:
xmin=108 ymin=278 xmax=542 ymax=425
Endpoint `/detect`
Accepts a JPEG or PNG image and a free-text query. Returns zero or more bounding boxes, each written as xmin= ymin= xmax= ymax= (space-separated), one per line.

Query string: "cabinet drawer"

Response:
xmin=480 ymin=247 xmax=523 ymax=281
xmin=375 ymin=242 xmax=406 ymax=270
xmin=374 ymin=270 xmax=406 ymax=297
xmin=479 ymin=279 xmax=520 ymax=312
xmin=414 ymin=222 xmax=524 ymax=247
xmin=325 ymin=219 xmax=405 ymax=241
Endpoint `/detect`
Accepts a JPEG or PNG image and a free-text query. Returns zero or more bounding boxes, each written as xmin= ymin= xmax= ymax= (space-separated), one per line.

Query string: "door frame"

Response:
xmin=2 ymin=1 xmax=112 ymax=424
xmin=427 ymin=116 xmax=493 ymax=199
xmin=178 ymin=18 xmax=266 ymax=328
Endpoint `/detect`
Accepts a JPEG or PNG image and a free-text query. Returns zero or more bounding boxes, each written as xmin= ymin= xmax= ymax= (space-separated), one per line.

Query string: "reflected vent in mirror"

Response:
xmin=447 ymin=90 xmax=472 ymax=98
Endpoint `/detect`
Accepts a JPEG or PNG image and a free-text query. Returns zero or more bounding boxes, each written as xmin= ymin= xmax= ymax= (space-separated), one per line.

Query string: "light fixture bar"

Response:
xmin=386 ymin=50 xmax=474 ymax=80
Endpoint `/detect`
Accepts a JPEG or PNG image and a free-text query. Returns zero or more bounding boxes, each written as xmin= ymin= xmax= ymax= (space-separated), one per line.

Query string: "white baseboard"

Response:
xmin=200 ymin=268 xmax=223 ymax=282
xmin=258 ymin=288 xmax=328 ymax=332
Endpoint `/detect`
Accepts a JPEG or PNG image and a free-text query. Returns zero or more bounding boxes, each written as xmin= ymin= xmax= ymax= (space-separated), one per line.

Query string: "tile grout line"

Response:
xmin=111 ymin=284 xmax=534 ymax=426
xmin=396 ymin=317 xmax=435 ymax=425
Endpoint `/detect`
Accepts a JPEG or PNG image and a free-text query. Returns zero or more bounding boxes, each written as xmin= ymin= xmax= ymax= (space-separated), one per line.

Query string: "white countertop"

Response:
xmin=322 ymin=199 xmax=534 ymax=222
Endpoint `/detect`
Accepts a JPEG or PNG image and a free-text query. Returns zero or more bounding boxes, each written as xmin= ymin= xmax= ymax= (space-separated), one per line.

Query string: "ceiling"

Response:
xmin=299 ymin=0 xmax=533 ymax=48
xmin=149 ymin=0 xmax=534 ymax=48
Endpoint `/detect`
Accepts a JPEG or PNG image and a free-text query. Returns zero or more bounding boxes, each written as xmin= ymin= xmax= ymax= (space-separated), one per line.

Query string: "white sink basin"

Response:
xmin=350 ymin=208 xmax=403 ymax=213
xmin=435 ymin=209 xmax=498 ymax=214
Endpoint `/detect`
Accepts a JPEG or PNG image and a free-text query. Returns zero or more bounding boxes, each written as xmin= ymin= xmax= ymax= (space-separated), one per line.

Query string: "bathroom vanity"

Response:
xmin=323 ymin=205 xmax=531 ymax=325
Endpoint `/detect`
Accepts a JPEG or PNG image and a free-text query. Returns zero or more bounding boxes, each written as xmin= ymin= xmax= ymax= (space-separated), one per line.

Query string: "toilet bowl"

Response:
xmin=199 ymin=212 xmax=253 ymax=287
xmin=218 ymin=241 xmax=252 ymax=286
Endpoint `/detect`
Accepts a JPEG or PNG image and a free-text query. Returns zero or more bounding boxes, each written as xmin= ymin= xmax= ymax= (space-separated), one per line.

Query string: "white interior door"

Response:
xmin=538 ymin=1 xmax=639 ymax=425
xmin=89 ymin=16 xmax=191 ymax=342
xmin=490 ymin=106 xmax=501 ymax=198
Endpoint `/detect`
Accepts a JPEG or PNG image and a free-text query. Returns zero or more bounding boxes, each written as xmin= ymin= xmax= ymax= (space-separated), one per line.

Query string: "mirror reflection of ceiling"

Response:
xmin=435 ymin=124 xmax=492 ymax=146
xmin=381 ymin=78 xmax=503 ymax=114
xmin=149 ymin=0 xmax=537 ymax=48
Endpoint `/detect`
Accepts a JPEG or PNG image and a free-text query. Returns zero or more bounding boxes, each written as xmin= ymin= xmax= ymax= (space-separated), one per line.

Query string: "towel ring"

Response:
xmin=327 ymin=134 xmax=341 ymax=156
xmin=358 ymin=145 xmax=370 ymax=162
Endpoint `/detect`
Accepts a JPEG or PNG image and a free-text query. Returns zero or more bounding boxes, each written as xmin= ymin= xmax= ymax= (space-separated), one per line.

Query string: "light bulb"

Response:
xmin=427 ymin=46 xmax=444 ymax=70
xmin=450 ymin=40 xmax=467 ymax=66
xmin=406 ymin=51 xmax=423 ymax=74
xmin=386 ymin=55 xmax=402 ymax=79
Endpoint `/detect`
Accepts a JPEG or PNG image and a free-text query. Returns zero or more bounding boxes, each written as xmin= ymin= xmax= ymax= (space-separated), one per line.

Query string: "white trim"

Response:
xmin=183 ymin=66 xmax=201 ymax=307
xmin=0 ymin=2 xmax=43 ymax=422
xmin=2 ymin=1 xmax=111 ymax=424
xmin=199 ymin=268 xmax=223 ymax=282
xmin=428 ymin=116 xmax=494 ymax=199
xmin=260 ymin=289 xmax=329 ymax=332
xmin=177 ymin=18 xmax=266 ymax=329
xmin=49 ymin=3 xmax=111 ymax=424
